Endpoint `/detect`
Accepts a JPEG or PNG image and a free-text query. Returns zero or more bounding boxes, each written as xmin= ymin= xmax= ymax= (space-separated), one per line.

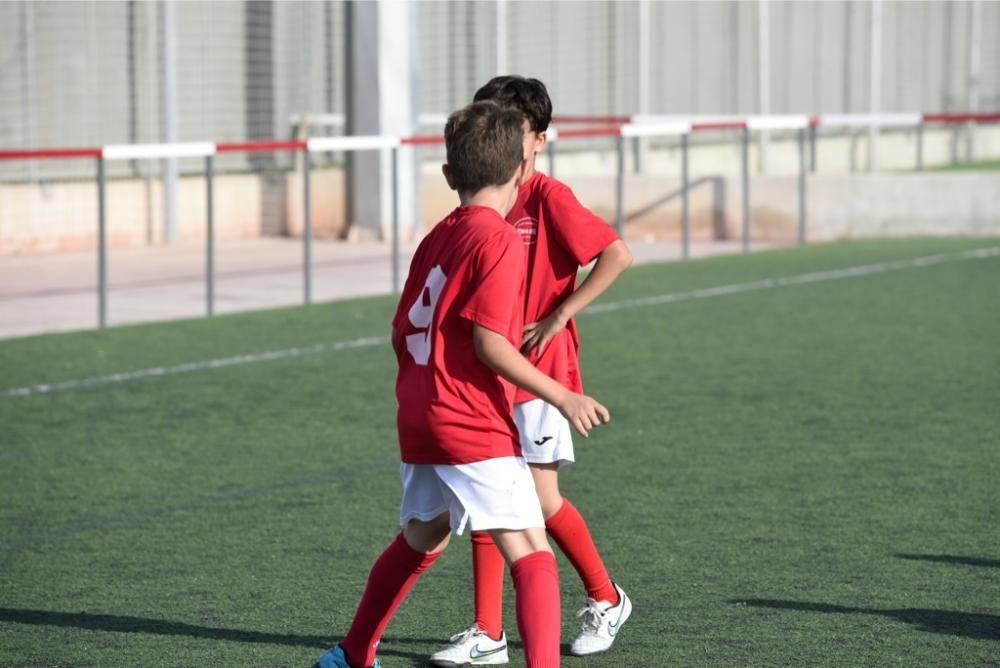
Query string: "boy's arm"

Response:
xmin=473 ymin=324 xmax=610 ymax=437
xmin=522 ymin=238 xmax=633 ymax=356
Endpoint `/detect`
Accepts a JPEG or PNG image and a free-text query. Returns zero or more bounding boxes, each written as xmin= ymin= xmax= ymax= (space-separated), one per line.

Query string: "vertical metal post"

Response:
xmin=797 ymin=128 xmax=807 ymax=246
xmin=916 ymin=122 xmax=924 ymax=171
xmin=741 ymin=127 xmax=751 ymax=252
xmin=615 ymin=135 xmax=625 ymax=235
xmin=546 ymin=139 xmax=556 ymax=178
xmin=303 ymin=147 xmax=313 ymax=304
xmin=391 ymin=147 xmax=401 ymax=294
xmin=809 ymin=122 xmax=818 ymax=173
xmin=97 ymin=156 xmax=107 ymax=328
xmin=681 ymin=133 xmax=690 ymax=260
xmin=711 ymin=177 xmax=725 ymax=241
xmin=205 ymin=154 xmax=215 ymax=316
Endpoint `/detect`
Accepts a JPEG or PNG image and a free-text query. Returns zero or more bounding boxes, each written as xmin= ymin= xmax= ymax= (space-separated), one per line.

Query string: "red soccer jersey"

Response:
xmin=392 ymin=205 xmax=527 ymax=465
xmin=507 ymin=171 xmax=620 ymax=404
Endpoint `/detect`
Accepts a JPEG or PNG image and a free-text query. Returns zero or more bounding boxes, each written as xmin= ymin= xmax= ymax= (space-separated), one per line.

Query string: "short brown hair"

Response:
xmin=444 ymin=100 xmax=524 ymax=194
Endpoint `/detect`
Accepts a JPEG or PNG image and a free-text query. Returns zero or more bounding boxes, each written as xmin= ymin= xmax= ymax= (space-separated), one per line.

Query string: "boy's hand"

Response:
xmin=521 ymin=310 xmax=569 ymax=357
xmin=554 ymin=391 xmax=610 ymax=438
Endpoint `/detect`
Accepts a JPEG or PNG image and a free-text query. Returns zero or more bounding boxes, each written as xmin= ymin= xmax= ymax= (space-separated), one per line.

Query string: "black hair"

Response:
xmin=473 ymin=75 xmax=553 ymax=133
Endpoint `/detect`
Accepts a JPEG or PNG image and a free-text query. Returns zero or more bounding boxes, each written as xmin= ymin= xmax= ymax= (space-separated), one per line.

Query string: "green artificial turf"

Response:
xmin=1 ymin=238 xmax=998 ymax=667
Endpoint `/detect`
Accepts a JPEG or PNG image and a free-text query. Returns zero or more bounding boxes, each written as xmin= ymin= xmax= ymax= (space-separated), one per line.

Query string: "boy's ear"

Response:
xmin=442 ymin=163 xmax=457 ymax=191
xmin=535 ymin=131 xmax=548 ymax=152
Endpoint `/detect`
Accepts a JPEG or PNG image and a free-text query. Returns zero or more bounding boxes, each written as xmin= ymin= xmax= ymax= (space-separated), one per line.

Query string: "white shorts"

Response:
xmin=515 ymin=398 xmax=575 ymax=466
xmin=399 ymin=456 xmax=545 ymax=536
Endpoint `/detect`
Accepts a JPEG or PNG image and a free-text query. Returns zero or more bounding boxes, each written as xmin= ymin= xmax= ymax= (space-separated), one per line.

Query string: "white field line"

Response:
xmin=1 ymin=336 xmax=389 ymax=399
xmin=3 ymin=247 xmax=998 ymax=399
xmin=586 ymin=246 xmax=1000 ymax=314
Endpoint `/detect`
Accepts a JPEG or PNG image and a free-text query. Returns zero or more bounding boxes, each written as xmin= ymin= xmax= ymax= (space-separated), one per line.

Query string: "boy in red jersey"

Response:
xmin=430 ymin=77 xmax=634 ymax=667
xmin=314 ymin=100 xmax=610 ymax=668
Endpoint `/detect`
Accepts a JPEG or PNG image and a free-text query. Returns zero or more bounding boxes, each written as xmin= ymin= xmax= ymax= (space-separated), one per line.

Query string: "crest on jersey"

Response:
xmin=513 ymin=217 xmax=539 ymax=246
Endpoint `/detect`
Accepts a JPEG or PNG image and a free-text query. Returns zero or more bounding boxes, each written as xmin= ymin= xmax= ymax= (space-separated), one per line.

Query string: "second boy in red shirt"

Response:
xmin=431 ymin=76 xmax=634 ymax=666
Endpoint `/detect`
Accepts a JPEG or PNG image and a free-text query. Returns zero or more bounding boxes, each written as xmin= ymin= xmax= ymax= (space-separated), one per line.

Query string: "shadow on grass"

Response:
xmin=0 ymin=608 xmax=437 ymax=662
xmin=732 ymin=599 xmax=1000 ymax=641
xmin=895 ymin=553 xmax=1000 ymax=569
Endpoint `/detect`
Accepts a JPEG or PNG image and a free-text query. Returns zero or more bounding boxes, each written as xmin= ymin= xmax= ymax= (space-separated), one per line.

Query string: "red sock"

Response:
xmin=340 ymin=533 xmax=441 ymax=667
xmin=510 ymin=551 xmax=561 ymax=668
xmin=471 ymin=530 xmax=505 ymax=639
xmin=545 ymin=499 xmax=618 ymax=604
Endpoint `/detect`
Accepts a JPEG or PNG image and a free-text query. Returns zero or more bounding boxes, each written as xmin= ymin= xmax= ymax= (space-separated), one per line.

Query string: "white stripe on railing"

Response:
xmin=746 ymin=115 xmax=811 ymax=131
xmin=102 ymin=142 xmax=216 ymax=160
xmin=307 ymin=136 xmax=401 ymax=152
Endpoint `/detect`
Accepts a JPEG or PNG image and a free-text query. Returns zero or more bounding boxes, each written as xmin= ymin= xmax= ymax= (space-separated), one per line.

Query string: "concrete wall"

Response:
xmin=800 ymin=174 xmax=1000 ymax=241
xmin=0 ymin=169 xmax=348 ymax=255
xmin=401 ymin=166 xmax=1000 ymax=246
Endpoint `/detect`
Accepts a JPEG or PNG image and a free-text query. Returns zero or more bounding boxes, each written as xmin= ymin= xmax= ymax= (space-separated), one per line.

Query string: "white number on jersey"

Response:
xmin=405 ymin=265 xmax=447 ymax=365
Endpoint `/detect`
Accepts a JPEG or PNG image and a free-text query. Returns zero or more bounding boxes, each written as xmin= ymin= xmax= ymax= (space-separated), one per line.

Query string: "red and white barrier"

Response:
xmin=2 ymin=110 xmax=997 ymax=330
xmin=102 ymin=142 xmax=217 ymax=160
xmin=3 ymin=111 xmax=997 ymax=162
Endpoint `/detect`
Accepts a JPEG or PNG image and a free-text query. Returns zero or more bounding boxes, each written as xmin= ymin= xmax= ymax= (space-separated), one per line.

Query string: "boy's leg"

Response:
xmin=530 ymin=463 xmax=619 ymax=605
xmin=530 ymin=465 xmax=633 ymax=656
xmin=339 ymin=514 xmax=451 ymax=667
xmin=471 ymin=530 xmax=506 ymax=639
xmin=490 ymin=528 xmax=560 ymax=668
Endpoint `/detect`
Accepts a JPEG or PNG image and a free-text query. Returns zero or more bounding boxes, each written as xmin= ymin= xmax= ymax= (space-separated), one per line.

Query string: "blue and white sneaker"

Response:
xmin=313 ymin=644 xmax=382 ymax=668
xmin=428 ymin=625 xmax=509 ymax=666
xmin=569 ymin=582 xmax=633 ymax=656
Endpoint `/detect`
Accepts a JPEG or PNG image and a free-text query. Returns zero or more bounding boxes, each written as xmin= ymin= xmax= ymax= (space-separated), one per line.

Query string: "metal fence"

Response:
xmin=3 ymin=1 xmax=999 ymax=170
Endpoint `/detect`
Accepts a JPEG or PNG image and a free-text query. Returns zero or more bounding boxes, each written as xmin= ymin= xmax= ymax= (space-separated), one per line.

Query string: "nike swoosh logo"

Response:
xmin=533 ymin=436 xmax=553 ymax=446
xmin=607 ymin=603 xmax=626 ymax=637
xmin=470 ymin=644 xmax=506 ymax=659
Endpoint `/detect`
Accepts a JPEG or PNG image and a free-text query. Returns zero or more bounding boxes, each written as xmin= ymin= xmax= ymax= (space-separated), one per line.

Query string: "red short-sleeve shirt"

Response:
xmin=507 ymin=172 xmax=620 ymax=403
xmin=393 ymin=205 xmax=526 ymax=465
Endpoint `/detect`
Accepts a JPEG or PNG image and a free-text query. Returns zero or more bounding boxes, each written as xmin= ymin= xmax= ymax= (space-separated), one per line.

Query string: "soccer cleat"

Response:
xmin=428 ymin=624 xmax=509 ymax=666
xmin=569 ymin=582 xmax=633 ymax=656
xmin=313 ymin=644 xmax=382 ymax=668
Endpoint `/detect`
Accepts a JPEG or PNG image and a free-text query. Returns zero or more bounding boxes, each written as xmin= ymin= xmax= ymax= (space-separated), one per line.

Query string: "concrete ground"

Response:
xmin=0 ymin=237 xmax=771 ymax=341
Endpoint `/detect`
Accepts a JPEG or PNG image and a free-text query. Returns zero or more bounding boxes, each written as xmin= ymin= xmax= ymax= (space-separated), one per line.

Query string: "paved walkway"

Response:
xmin=0 ymin=237 xmax=769 ymax=340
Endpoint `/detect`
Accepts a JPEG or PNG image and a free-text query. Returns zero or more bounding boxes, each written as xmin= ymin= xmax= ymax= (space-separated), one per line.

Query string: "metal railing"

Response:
xmin=2 ymin=111 xmax=998 ymax=330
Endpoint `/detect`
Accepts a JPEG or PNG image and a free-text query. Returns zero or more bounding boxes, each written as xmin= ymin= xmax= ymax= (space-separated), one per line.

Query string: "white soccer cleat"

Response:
xmin=428 ymin=625 xmax=509 ymax=666
xmin=569 ymin=582 xmax=633 ymax=656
